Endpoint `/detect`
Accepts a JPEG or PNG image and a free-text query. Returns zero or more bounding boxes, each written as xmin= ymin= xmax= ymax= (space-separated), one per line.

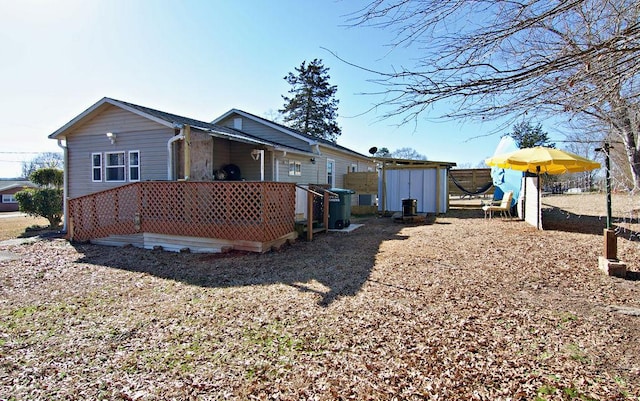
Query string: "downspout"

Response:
xmin=184 ymin=124 xmax=191 ymax=181
xmin=167 ymin=124 xmax=184 ymax=180
xmin=57 ymin=139 xmax=68 ymax=233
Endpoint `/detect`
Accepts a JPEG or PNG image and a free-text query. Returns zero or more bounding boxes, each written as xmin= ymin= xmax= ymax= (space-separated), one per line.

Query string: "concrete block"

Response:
xmin=598 ymin=256 xmax=627 ymax=278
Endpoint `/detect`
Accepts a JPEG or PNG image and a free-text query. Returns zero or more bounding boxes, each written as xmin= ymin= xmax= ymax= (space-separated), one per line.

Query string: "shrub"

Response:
xmin=15 ymin=168 xmax=64 ymax=229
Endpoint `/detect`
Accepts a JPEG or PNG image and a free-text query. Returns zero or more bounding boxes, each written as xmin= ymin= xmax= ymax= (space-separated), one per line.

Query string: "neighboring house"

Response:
xmin=0 ymin=181 xmax=37 ymax=212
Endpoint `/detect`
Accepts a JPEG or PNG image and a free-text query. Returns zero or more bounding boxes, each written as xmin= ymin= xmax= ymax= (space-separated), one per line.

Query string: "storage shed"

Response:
xmin=377 ymin=158 xmax=457 ymax=215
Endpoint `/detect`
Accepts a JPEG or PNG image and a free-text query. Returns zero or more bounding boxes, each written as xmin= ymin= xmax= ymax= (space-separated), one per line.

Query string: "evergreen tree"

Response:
xmin=509 ymin=121 xmax=555 ymax=149
xmin=280 ymin=59 xmax=341 ymax=142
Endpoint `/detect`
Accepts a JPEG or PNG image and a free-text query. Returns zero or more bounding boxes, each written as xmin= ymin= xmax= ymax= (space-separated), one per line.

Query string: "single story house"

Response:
xmin=48 ymin=97 xmax=376 ymax=252
xmin=0 ymin=180 xmax=37 ymax=212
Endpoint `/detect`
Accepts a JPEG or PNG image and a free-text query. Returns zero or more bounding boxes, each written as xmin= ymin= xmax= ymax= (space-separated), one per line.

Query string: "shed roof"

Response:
xmin=375 ymin=157 xmax=457 ymax=169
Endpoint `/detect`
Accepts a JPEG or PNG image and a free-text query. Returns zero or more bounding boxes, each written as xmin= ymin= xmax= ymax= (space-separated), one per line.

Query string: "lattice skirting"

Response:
xmin=69 ymin=181 xmax=297 ymax=246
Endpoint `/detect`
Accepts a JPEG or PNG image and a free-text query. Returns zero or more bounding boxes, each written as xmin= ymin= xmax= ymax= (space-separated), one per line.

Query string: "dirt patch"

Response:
xmin=0 ymin=193 xmax=638 ymax=399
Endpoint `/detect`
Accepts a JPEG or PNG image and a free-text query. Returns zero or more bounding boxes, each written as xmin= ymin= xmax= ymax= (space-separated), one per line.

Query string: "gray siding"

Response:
xmin=319 ymin=147 xmax=376 ymax=189
xmin=274 ymin=154 xmax=318 ymax=184
xmin=219 ymin=115 xmax=312 ymax=151
xmin=66 ymin=105 xmax=174 ymax=198
xmin=227 ymin=143 xmax=273 ymax=181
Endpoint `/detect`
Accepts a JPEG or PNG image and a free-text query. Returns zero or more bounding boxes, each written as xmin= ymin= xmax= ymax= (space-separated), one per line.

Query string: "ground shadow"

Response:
xmin=542 ymin=206 xmax=640 ymax=242
xmin=73 ymin=216 xmax=410 ymax=307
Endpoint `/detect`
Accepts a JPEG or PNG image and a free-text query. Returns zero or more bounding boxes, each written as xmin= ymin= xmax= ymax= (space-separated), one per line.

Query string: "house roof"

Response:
xmin=212 ymin=109 xmax=372 ymax=159
xmin=0 ymin=180 xmax=37 ymax=192
xmin=48 ymin=98 xmax=314 ymax=155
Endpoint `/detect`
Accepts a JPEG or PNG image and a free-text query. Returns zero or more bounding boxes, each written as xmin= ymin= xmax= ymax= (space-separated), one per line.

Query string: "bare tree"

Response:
xmin=391 ymin=147 xmax=428 ymax=160
xmin=21 ymin=152 xmax=63 ymax=179
xmin=349 ymin=0 xmax=640 ymax=189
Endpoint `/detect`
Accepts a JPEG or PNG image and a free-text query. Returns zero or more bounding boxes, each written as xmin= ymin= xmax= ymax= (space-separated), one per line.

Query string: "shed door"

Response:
xmin=379 ymin=168 xmax=445 ymax=213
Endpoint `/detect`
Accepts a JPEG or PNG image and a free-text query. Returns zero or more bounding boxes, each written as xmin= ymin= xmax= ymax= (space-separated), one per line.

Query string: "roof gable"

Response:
xmin=212 ymin=109 xmax=370 ymax=159
xmin=48 ymin=98 xmax=314 ymax=154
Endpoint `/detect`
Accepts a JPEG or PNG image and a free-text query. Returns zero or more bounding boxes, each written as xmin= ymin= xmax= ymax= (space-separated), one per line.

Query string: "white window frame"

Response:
xmin=105 ymin=151 xmax=126 ymax=182
xmin=2 ymin=194 xmax=17 ymax=203
xmin=128 ymin=150 xmax=140 ymax=182
xmin=327 ymin=159 xmax=335 ymax=187
xmin=350 ymin=163 xmax=357 ymax=173
xmin=92 ymin=152 xmax=102 ymax=182
xmin=288 ymin=160 xmax=302 ymax=176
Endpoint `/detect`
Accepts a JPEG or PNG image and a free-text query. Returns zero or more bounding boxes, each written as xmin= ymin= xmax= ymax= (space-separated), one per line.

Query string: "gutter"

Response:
xmin=57 ymin=139 xmax=68 ymax=233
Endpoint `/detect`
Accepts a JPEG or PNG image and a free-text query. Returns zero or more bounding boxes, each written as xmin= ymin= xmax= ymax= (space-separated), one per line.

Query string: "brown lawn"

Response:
xmin=0 ymin=193 xmax=638 ymax=400
xmin=0 ymin=213 xmax=50 ymax=241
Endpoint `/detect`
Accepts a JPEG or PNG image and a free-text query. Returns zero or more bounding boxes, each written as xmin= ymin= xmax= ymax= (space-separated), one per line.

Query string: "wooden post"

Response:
xmin=381 ymin=162 xmax=387 ymax=215
xmin=323 ymin=192 xmax=330 ymax=233
xmin=307 ymin=191 xmax=313 ymax=241
xmin=604 ymin=228 xmax=617 ymax=260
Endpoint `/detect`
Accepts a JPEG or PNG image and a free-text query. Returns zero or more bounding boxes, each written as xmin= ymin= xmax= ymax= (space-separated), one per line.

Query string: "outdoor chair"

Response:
xmin=482 ymin=191 xmax=514 ymax=219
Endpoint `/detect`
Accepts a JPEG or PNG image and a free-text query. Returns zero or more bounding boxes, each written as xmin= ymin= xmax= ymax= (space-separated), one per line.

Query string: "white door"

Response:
xmin=327 ymin=159 xmax=335 ymax=187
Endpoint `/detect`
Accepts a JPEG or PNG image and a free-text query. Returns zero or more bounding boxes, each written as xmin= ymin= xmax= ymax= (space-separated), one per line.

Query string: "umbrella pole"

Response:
xmin=537 ymin=166 xmax=541 ymax=230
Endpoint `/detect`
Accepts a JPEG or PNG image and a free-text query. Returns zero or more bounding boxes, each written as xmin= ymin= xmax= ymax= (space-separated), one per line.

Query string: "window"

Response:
xmin=105 ymin=152 xmax=126 ymax=182
xmin=92 ymin=153 xmax=102 ymax=182
xmin=289 ymin=160 xmax=301 ymax=176
xmin=350 ymin=164 xmax=357 ymax=173
xmin=2 ymin=194 xmax=17 ymax=203
xmin=129 ymin=151 xmax=140 ymax=182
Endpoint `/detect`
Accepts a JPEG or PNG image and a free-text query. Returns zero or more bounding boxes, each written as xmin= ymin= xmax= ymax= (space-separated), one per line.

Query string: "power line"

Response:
xmin=0 ymin=151 xmax=60 ymax=154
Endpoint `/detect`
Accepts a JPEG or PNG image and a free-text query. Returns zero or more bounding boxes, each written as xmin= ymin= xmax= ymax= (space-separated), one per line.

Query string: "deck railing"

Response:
xmin=68 ymin=181 xmax=296 ymax=243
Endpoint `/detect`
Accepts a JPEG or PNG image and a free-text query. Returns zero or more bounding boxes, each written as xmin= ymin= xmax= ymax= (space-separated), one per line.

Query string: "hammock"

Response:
xmin=449 ymin=172 xmax=494 ymax=196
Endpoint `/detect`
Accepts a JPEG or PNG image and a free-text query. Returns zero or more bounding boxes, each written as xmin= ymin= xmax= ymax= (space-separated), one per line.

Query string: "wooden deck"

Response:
xmin=91 ymin=231 xmax=298 ymax=253
xmin=69 ymin=181 xmax=298 ymax=253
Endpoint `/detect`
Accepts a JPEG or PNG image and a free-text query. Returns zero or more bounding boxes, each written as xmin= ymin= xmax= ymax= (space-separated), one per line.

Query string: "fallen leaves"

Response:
xmin=0 ymin=194 xmax=638 ymax=399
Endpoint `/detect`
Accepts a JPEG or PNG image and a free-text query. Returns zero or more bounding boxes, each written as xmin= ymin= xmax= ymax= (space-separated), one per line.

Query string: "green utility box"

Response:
xmin=328 ymin=188 xmax=355 ymax=229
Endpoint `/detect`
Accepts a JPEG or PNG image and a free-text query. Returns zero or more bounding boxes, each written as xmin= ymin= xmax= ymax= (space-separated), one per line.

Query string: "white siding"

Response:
xmin=66 ymin=105 xmax=174 ymax=198
xmin=521 ymin=176 xmax=541 ymax=229
xmin=379 ymin=168 xmax=449 ymax=214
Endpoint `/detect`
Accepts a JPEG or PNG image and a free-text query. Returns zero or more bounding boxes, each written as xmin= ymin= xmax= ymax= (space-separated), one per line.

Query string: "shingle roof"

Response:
xmin=0 ymin=180 xmax=37 ymax=192
xmin=111 ymin=99 xmax=279 ymax=146
xmin=214 ymin=108 xmax=371 ymax=159
xmin=50 ymin=97 xmax=313 ymax=154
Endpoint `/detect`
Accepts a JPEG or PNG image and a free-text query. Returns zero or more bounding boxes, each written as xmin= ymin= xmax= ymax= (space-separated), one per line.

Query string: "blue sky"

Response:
xmin=0 ymin=0 xmax=513 ymax=178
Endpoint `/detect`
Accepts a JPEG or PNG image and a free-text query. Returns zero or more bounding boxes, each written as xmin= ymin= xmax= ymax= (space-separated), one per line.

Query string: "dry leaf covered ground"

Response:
xmin=1 ymin=193 xmax=639 ymax=400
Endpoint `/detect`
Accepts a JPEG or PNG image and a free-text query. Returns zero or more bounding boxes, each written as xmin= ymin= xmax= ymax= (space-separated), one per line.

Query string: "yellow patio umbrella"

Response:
xmin=485 ymin=146 xmax=601 ymax=229
xmin=485 ymin=146 xmax=600 ymax=175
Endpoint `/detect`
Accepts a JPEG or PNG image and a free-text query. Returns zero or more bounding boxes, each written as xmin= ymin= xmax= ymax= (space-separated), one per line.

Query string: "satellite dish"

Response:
xmin=368 ymin=146 xmax=378 ymax=155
